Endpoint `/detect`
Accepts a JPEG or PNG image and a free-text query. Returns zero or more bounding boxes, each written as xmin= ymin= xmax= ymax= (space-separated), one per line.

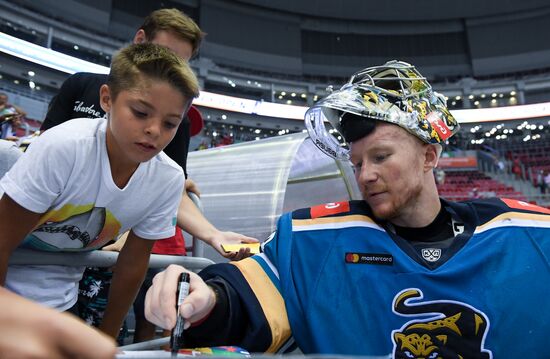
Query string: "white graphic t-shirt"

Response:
xmin=0 ymin=117 xmax=184 ymax=310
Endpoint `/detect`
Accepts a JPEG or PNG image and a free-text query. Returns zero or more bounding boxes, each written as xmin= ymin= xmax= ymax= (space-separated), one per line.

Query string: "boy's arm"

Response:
xmin=177 ymin=191 xmax=258 ymax=260
xmin=0 ymin=195 xmax=42 ymax=284
xmin=0 ymin=287 xmax=117 ymax=358
xmin=99 ymin=230 xmax=154 ymax=338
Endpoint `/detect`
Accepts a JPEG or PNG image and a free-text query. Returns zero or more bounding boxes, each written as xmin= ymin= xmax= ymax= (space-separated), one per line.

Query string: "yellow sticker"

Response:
xmin=221 ymin=243 xmax=260 ymax=254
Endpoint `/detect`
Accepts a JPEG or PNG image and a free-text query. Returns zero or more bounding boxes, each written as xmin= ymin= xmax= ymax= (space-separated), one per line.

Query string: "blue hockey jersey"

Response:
xmin=198 ymin=198 xmax=550 ymax=357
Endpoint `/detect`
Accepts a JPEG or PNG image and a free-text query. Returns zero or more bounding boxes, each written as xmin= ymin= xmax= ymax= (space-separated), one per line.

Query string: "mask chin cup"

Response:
xmin=305 ymin=107 xmax=350 ymax=160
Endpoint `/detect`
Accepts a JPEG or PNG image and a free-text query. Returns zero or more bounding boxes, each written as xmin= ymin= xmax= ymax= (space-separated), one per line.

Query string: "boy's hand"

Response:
xmin=144 ymin=265 xmax=216 ymax=330
xmin=209 ymin=231 xmax=259 ymax=261
xmin=185 ymin=178 xmax=201 ymax=197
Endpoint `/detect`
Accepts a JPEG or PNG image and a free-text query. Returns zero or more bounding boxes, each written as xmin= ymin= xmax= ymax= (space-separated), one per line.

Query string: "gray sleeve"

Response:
xmin=0 ymin=140 xmax=22 ymax=177
xmin=0 ymin=140 xmax=22 ymax=197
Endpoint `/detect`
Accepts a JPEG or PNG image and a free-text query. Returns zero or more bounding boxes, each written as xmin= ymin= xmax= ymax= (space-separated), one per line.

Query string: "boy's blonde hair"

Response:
xmin=139 ymin=8 xmax=204 ymax=58
xmin=107 ymin=43 xmax=200 ymax=102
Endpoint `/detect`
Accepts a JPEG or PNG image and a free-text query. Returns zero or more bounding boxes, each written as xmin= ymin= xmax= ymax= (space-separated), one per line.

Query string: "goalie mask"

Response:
xmin=305 ymin=60 xmax=459 ymax=160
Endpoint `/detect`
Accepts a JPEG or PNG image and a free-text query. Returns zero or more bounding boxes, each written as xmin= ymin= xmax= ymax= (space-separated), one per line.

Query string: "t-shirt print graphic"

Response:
xmin=22 ymin=207 xmax=106 ymax=251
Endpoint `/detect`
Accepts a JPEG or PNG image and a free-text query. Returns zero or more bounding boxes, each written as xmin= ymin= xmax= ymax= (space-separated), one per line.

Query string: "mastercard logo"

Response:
xmin=345 ymin=253 xmax=360 ymax=263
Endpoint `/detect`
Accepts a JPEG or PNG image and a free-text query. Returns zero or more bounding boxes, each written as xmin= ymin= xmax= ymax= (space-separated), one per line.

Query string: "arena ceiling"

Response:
xmin=233 ymin=0 xmax=550 ymax=21
xmin=4 ymin=0 xmax=550 ymax=81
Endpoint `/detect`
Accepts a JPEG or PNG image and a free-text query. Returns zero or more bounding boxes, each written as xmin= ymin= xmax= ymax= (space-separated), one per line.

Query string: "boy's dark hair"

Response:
xmin=139 ymin=8 xmax=204 ymax=58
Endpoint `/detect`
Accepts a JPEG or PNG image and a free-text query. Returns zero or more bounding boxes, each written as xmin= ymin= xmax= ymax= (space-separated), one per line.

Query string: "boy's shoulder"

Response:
xmin=41 ymin=117 xmax=104 ymax=140
xmin=0 ymin=138 xmax=19 ymax=151
xmin=31 ymin=118 xmax=105 ymax=155
xmin=0 ymin=139 xmax=22 ymax=176
xmin=148 ymin=150 xmax=184 ymax=178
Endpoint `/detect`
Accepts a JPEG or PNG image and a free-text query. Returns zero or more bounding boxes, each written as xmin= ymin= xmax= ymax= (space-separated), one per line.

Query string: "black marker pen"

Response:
xmin=170 ymin=272 xmax=190 ymax=358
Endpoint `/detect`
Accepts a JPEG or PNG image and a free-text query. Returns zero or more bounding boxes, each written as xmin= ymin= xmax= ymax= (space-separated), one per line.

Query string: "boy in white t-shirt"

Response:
xmin=0 ymin=42 xmax=199 ymax=339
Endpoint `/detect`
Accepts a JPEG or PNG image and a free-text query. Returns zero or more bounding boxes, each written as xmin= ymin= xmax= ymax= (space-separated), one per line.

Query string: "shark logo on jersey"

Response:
xmin=421 ymin=248 xmax=441 ymax=262
xmin=391 ymin=289 xmax=492 ymax=359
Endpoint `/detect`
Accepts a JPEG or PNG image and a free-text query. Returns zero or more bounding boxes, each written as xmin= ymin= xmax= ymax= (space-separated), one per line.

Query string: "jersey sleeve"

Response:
xmin=184 ymin=214 xmax=294 ymax=353
xmin=41 ymin=73 xmax=82 ymax=131
xmin=131 ymin=168 xmax=185 ymax=240
xmin=0 ymin=131 xmax=76 ymax=213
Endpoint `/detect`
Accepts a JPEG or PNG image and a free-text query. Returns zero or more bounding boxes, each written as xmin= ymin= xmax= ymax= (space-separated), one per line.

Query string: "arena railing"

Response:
xmin=187 ymin=191 xmax=206 ymax=258
xmin=8 ymin=249 xmax=214 ymax=271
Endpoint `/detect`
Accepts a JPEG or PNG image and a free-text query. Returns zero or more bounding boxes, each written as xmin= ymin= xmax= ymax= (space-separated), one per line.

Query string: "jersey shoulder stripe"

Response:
xmin=463 ymin=197 xmax=550 ymax=221
xmin=198 ymin=263 xmax=272 ymax=351
xmin=499 ymin=198 xmax=550 ymax=215
xmin=456 ymin=197 xmax=550 ymax=229
xmin=290 ymin=200 xmax=380 ymax=233
xmin=231 ymin=258 xmax=291 ymax=353
xmin=446 ymin=197 xmax=550 ymax=236
xmin=292 ymin=214 xmax=384 ymax=233
xmin=250 ymin=253 xmax=280 ymax=291
xmin=292 ymin=200 xmax=372 ymax=220
xmin=475 ymin=211 xmax=550 ymax=234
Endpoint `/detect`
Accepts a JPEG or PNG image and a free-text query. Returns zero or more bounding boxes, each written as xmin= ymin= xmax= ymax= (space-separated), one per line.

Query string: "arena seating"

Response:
xmin=506 ymin=144 xmax=550 ymax=186
xmin=437 ymin=170 xmax=525 ymax=201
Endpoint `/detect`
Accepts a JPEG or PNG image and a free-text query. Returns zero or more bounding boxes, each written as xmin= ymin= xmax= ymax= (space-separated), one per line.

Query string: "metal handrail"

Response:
xmin=187 ymin=191 xmax=206 ymax=258
xmin=118 ymin=337 xmax=170 ymax=351
xmin=9 ymin=249 xmax=214 ymax=271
